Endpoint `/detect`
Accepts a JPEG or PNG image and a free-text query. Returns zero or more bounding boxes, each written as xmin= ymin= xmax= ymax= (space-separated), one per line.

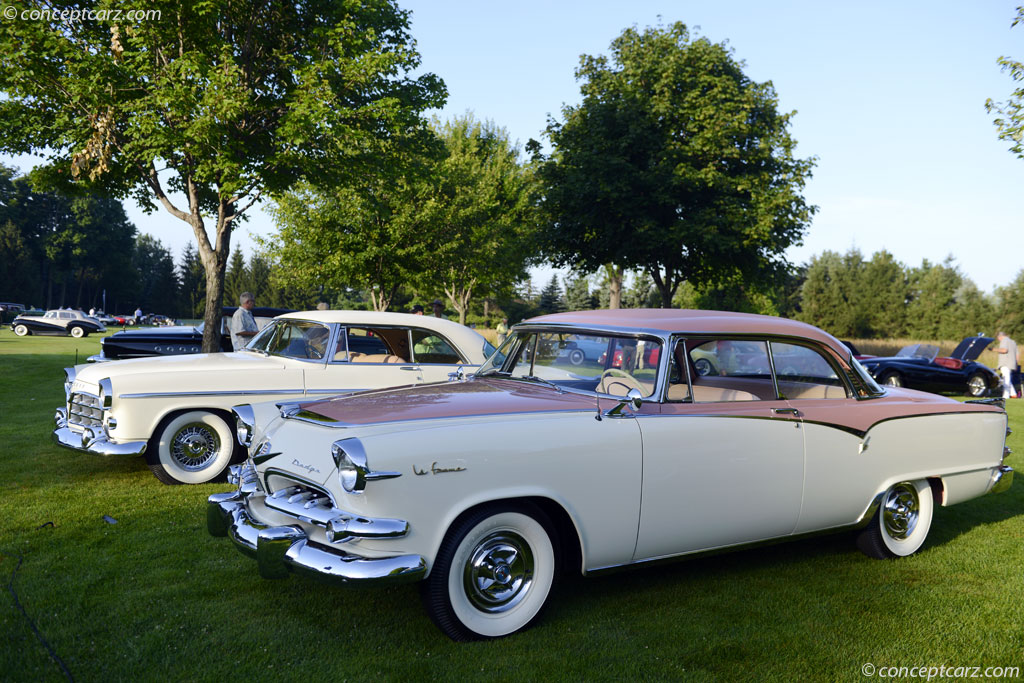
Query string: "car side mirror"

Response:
xmin=605 ymin=388 xmax=644 ymax=417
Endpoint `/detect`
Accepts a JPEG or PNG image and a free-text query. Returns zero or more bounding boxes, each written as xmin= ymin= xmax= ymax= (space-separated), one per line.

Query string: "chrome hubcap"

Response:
xmin=882 ymin=483 xmax=919 ymax=540
xmin=170 ymin=423 xmax=220 ymax=471
xmin=885 ymin=375 xmax=900 ymax=386
xmin=463 ymin=531 xmax=534 ymax=613
xmin=969 ymin=376 xmax=985 ymax=393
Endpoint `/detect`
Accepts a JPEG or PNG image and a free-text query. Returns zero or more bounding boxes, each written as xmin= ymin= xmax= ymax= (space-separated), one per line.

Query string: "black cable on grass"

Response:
xmin=4 ymin=551 xmax=75 ymax=682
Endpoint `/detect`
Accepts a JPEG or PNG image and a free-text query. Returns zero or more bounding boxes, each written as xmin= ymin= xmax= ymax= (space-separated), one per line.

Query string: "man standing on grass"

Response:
xmin=230 ymin=292 xmax=258 ymax=351
xmin=993 ymin=331 xmax=1019 ymax=399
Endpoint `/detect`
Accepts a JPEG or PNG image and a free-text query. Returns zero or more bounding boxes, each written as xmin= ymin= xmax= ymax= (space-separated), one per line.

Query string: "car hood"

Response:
xmin=295 ymin=377 xmax=601 ymax=426
xmin=950 ymin=337 xmax=993 ymax=361
xmin=107 ymin=325 xmax=199 ymax=338
xmin=75 ymin=351 xmax=290 ymax=383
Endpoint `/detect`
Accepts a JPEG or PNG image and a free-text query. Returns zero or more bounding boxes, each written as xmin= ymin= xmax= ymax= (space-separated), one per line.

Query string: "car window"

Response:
xmin=486 ymin=331 xmax=661 ymax=398
xmin=411 ymin=329 xmax=463 ymax=364
xmin=60 ymin=311 xmax=73 ymax=320
xmin=45 ymin=311 xmax=57 ymax=319
xmin=681 ymin=339 xmax=774 ymax=402
xmin=249 ymin=320 xmax=331 ymax=360
xmin=333 ymin=327 xmax=398 ymax=362
xmin=771 ymin=342 xmax=847 ymax=400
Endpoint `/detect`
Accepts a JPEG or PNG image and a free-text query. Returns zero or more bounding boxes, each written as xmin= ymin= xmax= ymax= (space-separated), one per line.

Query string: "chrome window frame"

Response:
xmin=766 ymin=338 xmax=852 ymax=399
xmin=490 ymin=324 xmax=671 ymax=402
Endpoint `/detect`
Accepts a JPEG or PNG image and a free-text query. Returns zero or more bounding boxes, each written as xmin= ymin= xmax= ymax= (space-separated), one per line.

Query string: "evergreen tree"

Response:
xmin=133 ymin=235 xmax=179 ymax=314
xmin=538 ymin=275 xmax=565 ymax=314
xmin=564 ymin=274 xmax=596 ymax=311
xmin=224 ymin=247 xmax=248 ymax=306
xmin=178 ymin=242 xmax=206 ymax=319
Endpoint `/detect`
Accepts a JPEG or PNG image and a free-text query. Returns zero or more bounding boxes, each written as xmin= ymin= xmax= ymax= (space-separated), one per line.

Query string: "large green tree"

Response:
xmin=536 ymin=22 xmax=816 ymax=308
xmin=987 ymin=7 xmax=1024 ymax=158
xmin=0 ymin=0 xmax=444 ymax=350
xmin=416 ymin=116 xmax=538 ymax=324
xmin=269 ymin=177 xmax=426 ymax=311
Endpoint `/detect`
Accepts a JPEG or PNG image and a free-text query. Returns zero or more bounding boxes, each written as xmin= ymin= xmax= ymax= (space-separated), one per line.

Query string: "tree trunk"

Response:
xmin=201 ymin=251 xmax=227 ymax=352
xmin=605 ymin=264 xmax=623 ymax=309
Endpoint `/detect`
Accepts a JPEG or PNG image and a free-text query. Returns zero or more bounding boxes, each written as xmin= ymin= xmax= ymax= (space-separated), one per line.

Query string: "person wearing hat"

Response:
xmin=430 ymin=299 xmax=447 ymax=319
xmin=411 ymin=304 xmax=424 ymax=315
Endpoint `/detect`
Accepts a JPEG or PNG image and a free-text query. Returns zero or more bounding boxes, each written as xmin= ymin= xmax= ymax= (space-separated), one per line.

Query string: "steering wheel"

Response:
xmin=599 ymin=368 xmax=646 ymax=396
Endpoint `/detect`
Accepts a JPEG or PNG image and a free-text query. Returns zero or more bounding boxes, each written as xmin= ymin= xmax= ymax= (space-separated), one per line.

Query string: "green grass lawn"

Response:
xmin=1 ymin=331 xmax=1022 ymax=682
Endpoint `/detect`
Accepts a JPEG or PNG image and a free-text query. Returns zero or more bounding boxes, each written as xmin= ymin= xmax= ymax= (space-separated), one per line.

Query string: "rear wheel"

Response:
xmin=13 ymin=324 xmax=29 ymax=336
xmin=422 ymin=503 xmax=557 ymax=641
xmin=967 ymin=372 xmax=988 ymax=397
xmin=694 ymin=358 xmax=714 ymax=376
xmin=147 ymin=410 xmax=236 ymax=485
xmin=568 ymin=349 xmax=585 ymax=365
xmin=856 ymin=480 xmax=933 ymax=558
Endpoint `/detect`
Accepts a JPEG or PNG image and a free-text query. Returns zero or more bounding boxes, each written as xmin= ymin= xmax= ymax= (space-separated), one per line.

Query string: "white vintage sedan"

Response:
xmin=54 ymin=311 xmax=494 ymax=485
xmin=207 ymin=309 xmax=1012 ymax=641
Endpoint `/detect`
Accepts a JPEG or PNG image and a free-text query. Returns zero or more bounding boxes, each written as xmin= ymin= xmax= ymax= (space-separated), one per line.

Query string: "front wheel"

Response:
xmin=69 ymin=326 xmax=86 ymax=338
xmin=568 ymin=348 xmax=585 ymax=366
xmin=856 ymin=479 xmax=933 ymax=558
xmin=966 ymin=372 xmax=988 ymax=397
xmin=13 ymin=324 xmax=29 ymax=336
xmin=422 ymin=503 xmax=557 ymax=641
xmin=147 ymin=410 xmax=236 ymax=485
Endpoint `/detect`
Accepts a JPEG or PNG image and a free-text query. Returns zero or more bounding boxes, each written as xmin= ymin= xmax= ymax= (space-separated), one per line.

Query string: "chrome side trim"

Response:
xmin=120 ymin=389 xmax=306 ymax=399
xmin=285 ymin=406 xmax=596 ymax=430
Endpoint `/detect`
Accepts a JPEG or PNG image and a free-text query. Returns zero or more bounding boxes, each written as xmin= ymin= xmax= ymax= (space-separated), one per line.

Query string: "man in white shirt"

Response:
xmin=230 ymin=292 xmax=258 ymax=351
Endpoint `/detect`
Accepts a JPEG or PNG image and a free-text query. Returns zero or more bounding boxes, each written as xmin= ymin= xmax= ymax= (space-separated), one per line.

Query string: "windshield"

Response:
xmin=248 ymin=320 xmax=332 ymax=360
xmin=478 ymin=330 xmax=663 ymax=398
xmin=896 ymin=343 xmax=939 ymax=361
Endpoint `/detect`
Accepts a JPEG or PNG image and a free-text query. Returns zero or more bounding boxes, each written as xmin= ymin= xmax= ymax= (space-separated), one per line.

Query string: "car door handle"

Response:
xmin=772 ymin=407 xmax=800 ymax=416
xmin=399 ymin=366 xmax=420 ymax=371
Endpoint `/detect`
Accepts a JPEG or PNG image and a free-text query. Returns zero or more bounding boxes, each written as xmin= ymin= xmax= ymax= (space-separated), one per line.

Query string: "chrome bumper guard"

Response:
xmin=990 ymin=465 xmax=1014 ymax=495
xmin=207 ymin=467 xmax=425 ymax=587
xmin=52 ymin=408 xmax=147 ymax=456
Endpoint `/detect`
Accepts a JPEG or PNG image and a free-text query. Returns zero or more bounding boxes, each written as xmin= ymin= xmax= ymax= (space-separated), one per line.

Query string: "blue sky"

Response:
xmin=5 ymin=0 xmax=1023 ymax=294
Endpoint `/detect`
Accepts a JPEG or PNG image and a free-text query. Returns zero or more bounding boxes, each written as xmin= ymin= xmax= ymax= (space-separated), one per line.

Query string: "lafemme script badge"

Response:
xmin=413 ymin=462 xmax=467 ymax=476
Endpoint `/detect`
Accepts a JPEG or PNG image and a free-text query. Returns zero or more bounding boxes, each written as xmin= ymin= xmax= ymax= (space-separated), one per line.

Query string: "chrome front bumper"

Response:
xmin=207 ymin=467 xmax=426 ymax=587
xmin=52 ymin=408 xmax=147 ymax=456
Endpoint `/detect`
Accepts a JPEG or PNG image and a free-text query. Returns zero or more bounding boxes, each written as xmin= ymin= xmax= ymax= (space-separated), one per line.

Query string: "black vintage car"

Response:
xmin=87 ymin=306 xmax=293 ymax=361
xmin=859 ymin=336 xmax=1001 ymax=397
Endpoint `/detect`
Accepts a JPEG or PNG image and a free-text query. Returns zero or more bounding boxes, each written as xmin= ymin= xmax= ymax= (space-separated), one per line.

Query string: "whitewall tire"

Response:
xmin=423 ymin=504 xmax=557 ymax=640
xmin=69 ymin=326 xmax=86 ymax=338
xmin=857 ymin=479 xmax=933 ymax=559
xmin=147 ymin=410 xmax=236 ymax=485
xmin=13 ymin=324 xmax=29 ymax=336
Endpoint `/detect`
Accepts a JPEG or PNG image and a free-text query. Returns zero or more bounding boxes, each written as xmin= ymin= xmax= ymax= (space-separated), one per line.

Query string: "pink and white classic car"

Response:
xmin=207 ymin=309 xmax=1012 ymax=640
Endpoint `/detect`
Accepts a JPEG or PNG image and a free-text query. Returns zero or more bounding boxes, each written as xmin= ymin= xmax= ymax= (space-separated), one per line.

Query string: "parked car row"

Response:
xmin=43 ymin=307 xmax=1013 ymax=641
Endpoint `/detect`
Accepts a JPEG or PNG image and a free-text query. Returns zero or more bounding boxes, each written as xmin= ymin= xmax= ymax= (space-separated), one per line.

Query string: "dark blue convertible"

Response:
xmin=859 ymin=336 xmax=1000 ymax=397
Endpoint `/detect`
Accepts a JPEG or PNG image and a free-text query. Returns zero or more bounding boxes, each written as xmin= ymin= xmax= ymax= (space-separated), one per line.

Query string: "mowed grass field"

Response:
xmin=1 ymin=331 xmax=1022 ymax=682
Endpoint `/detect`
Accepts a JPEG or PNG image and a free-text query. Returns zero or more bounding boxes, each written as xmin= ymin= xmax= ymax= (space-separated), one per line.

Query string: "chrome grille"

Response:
xmin=68 ymin=392 xmax=103 ymax=431
xmin=263 ymin=481 xmax=338 ymax=527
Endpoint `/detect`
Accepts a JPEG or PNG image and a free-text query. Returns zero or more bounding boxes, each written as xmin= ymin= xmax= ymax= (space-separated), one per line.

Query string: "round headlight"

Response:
xmin=332 ymin=442 xmax=360 ymax=492
xmin=232 ymin=405 xmax=256 ymax=448
xmin=98 ymin=378 xmax=113 ymax=409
